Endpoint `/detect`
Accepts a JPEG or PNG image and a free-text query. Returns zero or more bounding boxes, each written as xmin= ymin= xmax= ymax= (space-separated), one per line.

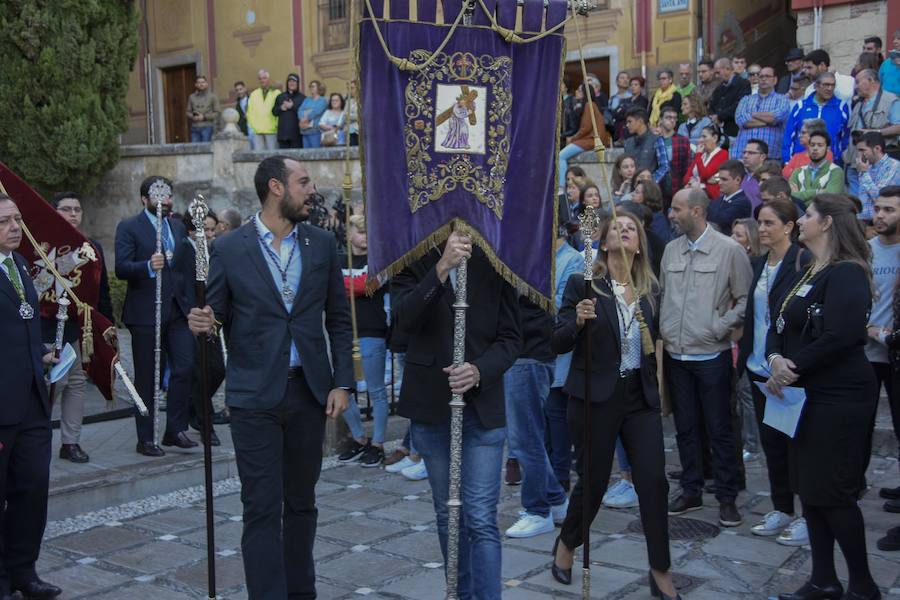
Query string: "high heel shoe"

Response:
xmin=778 ymin=580 xmax=844 ymax=600
xmin=649 ymin=570 xmax=682 ymax=599
xmin=550 ymin=536 xmax=572 ymax=585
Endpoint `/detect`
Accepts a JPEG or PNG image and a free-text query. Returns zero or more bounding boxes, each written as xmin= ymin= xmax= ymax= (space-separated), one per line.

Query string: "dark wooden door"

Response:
xmin=162 ymin=64 xmax=196 ymax=144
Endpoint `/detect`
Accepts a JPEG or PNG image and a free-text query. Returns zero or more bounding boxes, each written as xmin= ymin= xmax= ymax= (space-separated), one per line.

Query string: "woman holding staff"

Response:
xmin=549 ymin=211 xmax=680 ymax=599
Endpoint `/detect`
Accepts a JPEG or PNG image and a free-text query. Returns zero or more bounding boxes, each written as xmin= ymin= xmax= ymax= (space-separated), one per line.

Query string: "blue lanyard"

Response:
xmin=254 ymin=216 xmax=298 ymax=294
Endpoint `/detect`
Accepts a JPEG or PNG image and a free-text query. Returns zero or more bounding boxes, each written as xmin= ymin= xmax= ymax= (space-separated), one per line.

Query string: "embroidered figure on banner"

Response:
xmin=436 ymin=85 xmax=484 ymax=153
xmin=404 ymin=50 xmax=512 ymax=219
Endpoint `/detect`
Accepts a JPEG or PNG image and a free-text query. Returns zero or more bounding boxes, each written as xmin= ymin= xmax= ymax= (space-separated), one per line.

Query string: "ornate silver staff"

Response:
xmin=148 ymin=179 xmax=169 ymax=448
xmin=48 ymin=293 xmax=71 ymax=403
xmin=579 ymin=205 xmax=599 ymax=599
xmin=189 ymin=196 xmax=217 ymax=600
xmin=445 ymin=232 xmax=468 ymax=600
xmin=113 ymin=362 xmax=149 ymax=416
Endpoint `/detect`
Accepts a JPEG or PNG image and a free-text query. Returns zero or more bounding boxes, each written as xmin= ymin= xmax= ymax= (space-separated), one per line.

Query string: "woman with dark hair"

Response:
xmin=768 ymin=195 xmax=879 ymax=600
xmin=677 ymin=93 xmax=712 ymax=150
xmin=550 ymin=212 xmax=680 ymax=599
xmin=319 ymin=92 xmax=347 ymax=146
xmin=684 ymin=125 xmax=728 ymax=199
xmin=272 ymin=73 xmax=304 ymax=148
xmin=612 ymin=154 xmax=637 ymax=203
xmin=558 ymin=84 xmax=611 ymax=192
xmin=736 ymin=198 xmax=811 ymax=547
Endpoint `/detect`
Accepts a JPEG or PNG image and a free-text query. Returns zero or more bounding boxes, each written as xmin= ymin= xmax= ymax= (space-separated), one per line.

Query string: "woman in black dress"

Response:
xmin=766 ymin=194 xmax=880 ymax=600
xmin=550 ymin=212 xmax=679 ymax=599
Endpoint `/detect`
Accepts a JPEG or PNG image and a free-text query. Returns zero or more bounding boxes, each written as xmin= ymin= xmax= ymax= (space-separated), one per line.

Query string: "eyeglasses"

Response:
xmin=748 ymin=71 xmax=761 ymax=76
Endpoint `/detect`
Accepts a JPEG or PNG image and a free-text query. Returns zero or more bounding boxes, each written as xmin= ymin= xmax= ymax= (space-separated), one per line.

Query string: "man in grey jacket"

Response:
xmin=660 ymin=187 xmax=753 ymax=528
xmin=189 ymin=155 xmax=352 ymax=599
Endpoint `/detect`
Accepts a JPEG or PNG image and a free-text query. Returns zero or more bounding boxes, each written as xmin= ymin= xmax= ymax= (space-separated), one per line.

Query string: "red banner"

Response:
xmin=0 ymin=161 xmax=117 ymax=401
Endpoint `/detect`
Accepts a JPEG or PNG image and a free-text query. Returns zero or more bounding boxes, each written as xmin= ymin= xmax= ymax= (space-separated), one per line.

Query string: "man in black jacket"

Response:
xmin=392 ymin=232 xmax=521 ymax=600
xmin=709 ymin=58 xmax=752 ymax=140
xmin=0 ymin=194 xmax=62 ymax=600
xmin=40 ymin=192 xmax=114 ymax=464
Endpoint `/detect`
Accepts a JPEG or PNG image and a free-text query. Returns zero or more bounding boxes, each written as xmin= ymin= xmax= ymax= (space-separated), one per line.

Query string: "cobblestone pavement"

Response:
xmin=36 ymin=412 xmax=900 ymax=600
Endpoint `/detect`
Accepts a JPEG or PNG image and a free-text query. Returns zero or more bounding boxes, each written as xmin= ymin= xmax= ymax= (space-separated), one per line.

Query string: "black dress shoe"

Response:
xmin=884 ymin=499 xmax=900 ymax=513
xmin=550 ymin=536 xmax=572 ymax=585
xmin=840 ymin=591 xmax=881 ymax=600
xmin=667 ymin=469 xmax=683 ymax=480
xmin=719 ymin=501 xmax=743 ymax=527
xmin=778 ymin=580 xmax=844 ymax=600
xmin=212 ymin=409 xmax=230 ymax=425
xmin=11 ymin=578 xmax=62 ymax=599
xmin=162 ymin=431 xmax=199 ymax=449
xmin=880 ymin=485 xmax=900 ymax=500
xmin=136 ymin=442 xmax=166 ymax=457
xmin=876 ymin=525 xmax=900 ymax=551
xmin=203 ymin=429 xmax=221 ymax=447
xmin=59 ymin=443 xmax=89 ymax=463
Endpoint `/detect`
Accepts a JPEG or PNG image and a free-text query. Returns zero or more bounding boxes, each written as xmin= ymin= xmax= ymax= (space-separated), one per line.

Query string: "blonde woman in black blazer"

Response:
xmin=550 ymin=211 xmax=679 ymax=599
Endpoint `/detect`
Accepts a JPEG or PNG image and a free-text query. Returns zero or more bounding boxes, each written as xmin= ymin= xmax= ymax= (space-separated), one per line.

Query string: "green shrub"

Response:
xmin=0 ymin=1 xmax=139 ymax=196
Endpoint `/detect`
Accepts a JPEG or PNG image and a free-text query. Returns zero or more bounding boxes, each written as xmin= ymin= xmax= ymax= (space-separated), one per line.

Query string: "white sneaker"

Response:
xmin=601 ymin=479 xmax=627 ymax=505
xmin=776 ymin=517 xmax=809 ymax=546
xmin=505 ymin=512 xmax=555 ymax=538
xmin=603 ymin=480 xmax=639 ymax=508
xmin=386 ymin=455 xmax=416 ymax=474
xmin=550 ymin=498 xmax=569 ymax=524
xmin=750 ymin=510 xmax=793 ymax=537
xmin=401 ymin=459 xmax=428 ymax=481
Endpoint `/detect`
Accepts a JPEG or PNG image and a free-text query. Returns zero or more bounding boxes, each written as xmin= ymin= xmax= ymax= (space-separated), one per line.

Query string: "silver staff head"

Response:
xmin=148 ymin=179 xmax=172 ymax=208
xmin=568 ymin=0 xmax=598 ymax=16
xmin=189 ymin=195 xmax=211 ymax=282
xmin=579 ymin=205 xmax=600 ymax=280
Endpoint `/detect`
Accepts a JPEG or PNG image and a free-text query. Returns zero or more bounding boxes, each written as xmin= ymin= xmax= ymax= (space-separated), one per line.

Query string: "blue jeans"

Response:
xmin=504 ymin=360 xmax=567 ymax=516
xmin=342 ymin=337 xmax=389 ymax=443
xmin=558 ymin=143 xmax=585 ymax=188
xmin=302 ymin=133 xmax=321 ymax=148
xmin=190 ymin=126 xmax=213 ymax=142
xmin=412 ymin=406 xmax=505 ymax=600
xmin=545 ymin=387 xmax=573 ymax=484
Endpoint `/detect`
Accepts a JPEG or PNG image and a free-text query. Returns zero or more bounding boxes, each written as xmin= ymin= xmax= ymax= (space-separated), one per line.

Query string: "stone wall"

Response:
xmin=795 ymin=1 xmax=889 ymax=75
xmin=83 ymin=135 xmax=617 ymax=264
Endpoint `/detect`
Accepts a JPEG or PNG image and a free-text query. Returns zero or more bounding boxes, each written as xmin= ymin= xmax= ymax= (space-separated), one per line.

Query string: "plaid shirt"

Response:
xmin=732 ymin=91 xmax=791 ymax=159
xmin=665 ymin=134 xmax=692 ymax=192
xmin=859 ymin=154 xmax=900 ymax=219
xmin=653 ymin=136 xmax=670 ymax=183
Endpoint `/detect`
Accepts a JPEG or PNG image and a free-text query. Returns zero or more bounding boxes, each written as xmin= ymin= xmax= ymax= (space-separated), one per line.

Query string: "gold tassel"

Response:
xmin=635 ymin=305 xmax=654 ymax=356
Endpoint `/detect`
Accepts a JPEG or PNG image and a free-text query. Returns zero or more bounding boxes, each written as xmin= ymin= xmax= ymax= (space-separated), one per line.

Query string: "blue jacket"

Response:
xmin=782 ymin=94 xmax=850 ymax=164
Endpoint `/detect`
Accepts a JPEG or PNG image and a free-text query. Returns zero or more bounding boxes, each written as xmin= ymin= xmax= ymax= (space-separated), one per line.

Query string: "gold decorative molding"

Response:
xmin=565 ymin=7 xmax=622 ymax=47
xmin=233 ymin=24 xmax=271 ymax=57
xmin=311 ymin=48 xmax=353 ymax=80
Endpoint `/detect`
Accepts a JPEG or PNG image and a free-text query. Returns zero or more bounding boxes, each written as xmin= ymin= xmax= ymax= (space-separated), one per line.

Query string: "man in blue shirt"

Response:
xmin=782 ymin=72 xmax=850 ymax=165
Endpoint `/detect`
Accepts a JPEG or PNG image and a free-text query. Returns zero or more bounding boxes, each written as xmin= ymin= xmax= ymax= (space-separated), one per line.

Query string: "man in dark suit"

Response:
xmin=188 ymin=156 xmax=352 ymax=599
xmin=0 ymin=194 xmax=62 ymax=600
xmin=708 ymin=159 xmax=752 ymax=236
xmin=391 ymin=234 xmax=521 ymax=599
xmin=708 ymin=58 xmax=752 ymax=140
xmin=115 ymin=176 xmax=197 ymax=457
xmin=234 ymin=81 xmax=250 ymax=136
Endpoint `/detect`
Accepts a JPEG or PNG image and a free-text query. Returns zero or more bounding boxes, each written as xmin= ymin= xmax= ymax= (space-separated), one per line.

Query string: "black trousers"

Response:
xmin=666 ymin=352 xmax=740 ymax=501
xmin=0 ymin=384 xmax=51 ymax=595
xmin=872 ymin=361 xmax=899 ymax=444
xmin=231 ymin=370 xmax=326 ymax=600
xmin=188 ymin=336 xmax=225 ymax=428
xmin=748 ymin=371 xmax=795 ymax=515
xmin=559 ymin=373 xmax=671 ymax=571
xmin=128 ymin=309 xmax=195 ymax=443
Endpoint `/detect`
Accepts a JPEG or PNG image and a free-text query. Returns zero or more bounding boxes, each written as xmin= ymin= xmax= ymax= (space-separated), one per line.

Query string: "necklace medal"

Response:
xmin=19 ymin=301 xmax=34 ymax=320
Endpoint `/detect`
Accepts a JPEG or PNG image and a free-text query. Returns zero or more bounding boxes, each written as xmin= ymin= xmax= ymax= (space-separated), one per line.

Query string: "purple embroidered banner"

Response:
xmin=359 ymin=0 xmax=566 ymax=309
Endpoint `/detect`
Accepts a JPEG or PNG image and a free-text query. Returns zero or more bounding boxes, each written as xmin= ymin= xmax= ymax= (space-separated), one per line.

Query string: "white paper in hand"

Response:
xmin=49 ymin=343 xmax=78 ymax=384
xmin=753 ymin=381 xmax=807 ymax=438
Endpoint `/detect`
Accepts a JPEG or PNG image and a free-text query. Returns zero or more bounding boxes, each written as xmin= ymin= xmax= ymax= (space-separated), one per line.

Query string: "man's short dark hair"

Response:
xmin=657 ymin=68 xmax=674 ymax=80
xmin=804 ymin=49 xmax=831 ymax=67
xmin=734 ymin=52 xmax=746 ymax=60
xmin=625 ymin=107 xmax=649 ymax=124
xmin=864 ymin=36 xmax=883 ymax=49
xmin=699 ymin=59 xmax=714 ymax=69
xmin=234 ymin=80 xmax=245 ymax=87
xmin=718 ymin=159 xmax=746 ymax=181
xmin=661 ymin=106 xmax=679 ymax=120
xmin=859 ymin=130 xmax=886 ymax=152
xmin=140 ymin=176 xmax=173 ymax=201
xmin=760 ymin=176 xmax=792 ymax=199
xmin=51 ymin=191 xmax=80 ymax=209
xmin=254 ymin=155 xmax=293 ymax=203
xmin=746 ymin=138 xmax=769 ymax=156
xmin=880 ymin=186 xmax=900 ymax=200
xmin=808 ymin=129 xmax=832 ymax=146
